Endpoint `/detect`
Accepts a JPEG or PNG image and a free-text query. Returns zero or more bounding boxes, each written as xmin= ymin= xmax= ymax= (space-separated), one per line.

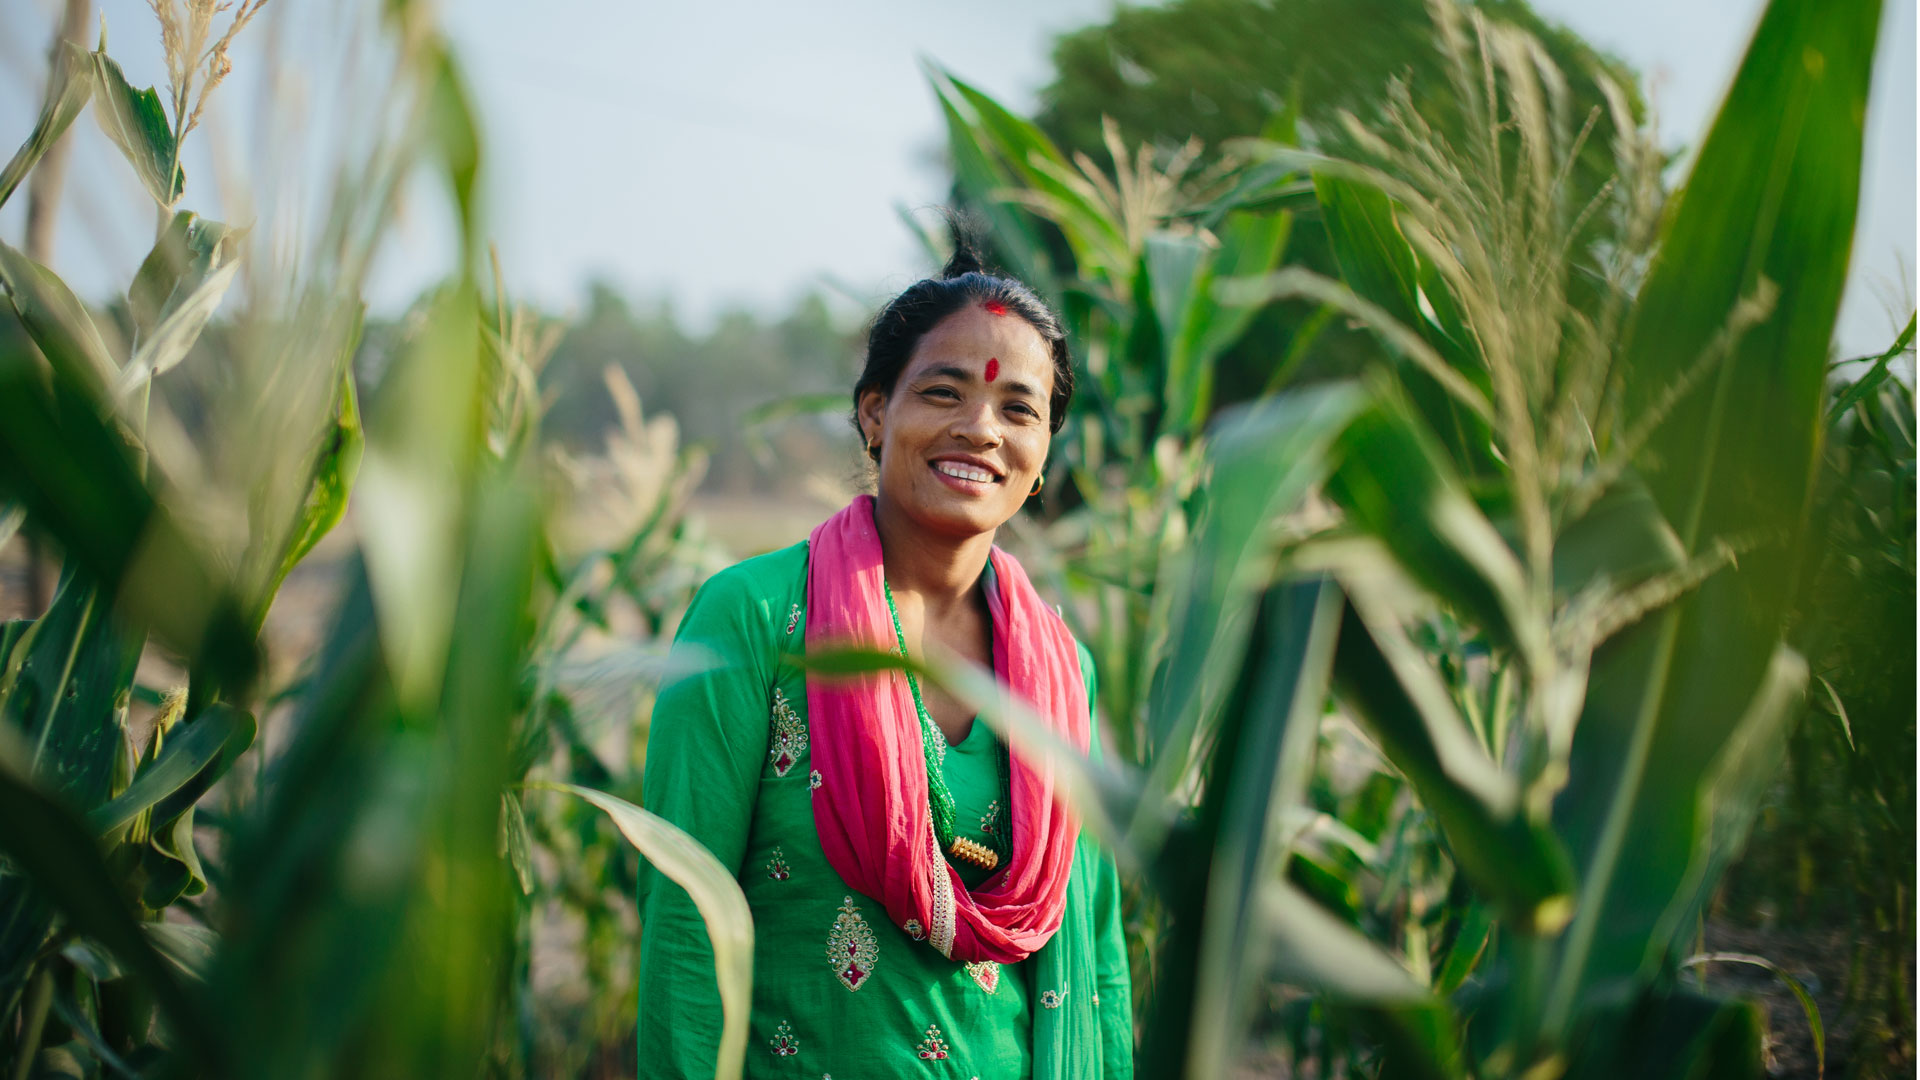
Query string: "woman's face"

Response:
xmin=858 ymin=303 xmax=1055 ymax=541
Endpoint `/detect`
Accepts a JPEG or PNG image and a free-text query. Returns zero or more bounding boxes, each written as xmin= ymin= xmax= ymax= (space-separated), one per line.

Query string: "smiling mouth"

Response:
xmin=931 ymin=461 xmax=1001 ymax=485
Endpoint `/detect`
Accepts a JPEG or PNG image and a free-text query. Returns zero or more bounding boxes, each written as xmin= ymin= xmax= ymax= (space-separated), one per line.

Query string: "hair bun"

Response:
xmin=939 ymin=243 xmax=986 ymax=280
xmin=939 ymin=211 xmax=990 ymax=279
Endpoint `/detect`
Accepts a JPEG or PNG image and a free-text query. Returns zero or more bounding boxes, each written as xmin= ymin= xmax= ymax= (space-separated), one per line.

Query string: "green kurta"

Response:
xmin=636 ymin=541 xmax=1133 ymax=1080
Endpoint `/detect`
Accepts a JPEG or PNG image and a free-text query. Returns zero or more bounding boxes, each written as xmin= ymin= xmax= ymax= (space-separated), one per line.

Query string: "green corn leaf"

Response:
xmin=1432 ymin=901 xmax=1494 ymax=994
xmin=535 ymin=782 xmax=752 ymax=1080
xmin=118 ymin=211 xmax=241 ymax=394
xmin=1548 ymin=0 xmax=1882 ymax=1031
xmin=1331 ymin=582 xmax=1574 ymax=934
xmin=143 ymin=918 xmax=218 ymax=980
xmin=0 ymin=238 xmax=118 ymax=392
xmin=0 ymin=336 xmax=254 ymax=696
xmin=1189 ymin=211 xmax=1293 ymax=367
xmin=128 ymin=213 xmax=234 ymax=338
xmin=1650 ymin=647 xmax=1808 ymax=967
xmin=500 ymin=790 xmax=534 ymax=895
xmin=1551 ymin=471 xmax=1688 ymax=594
xmin=940 ymin=69 xmax=1130 ymax=283
xmin=1155 ymin=209 xmax=1292 ymax=437
xmin=1263 ymin=876 xmax=1433 ymax=1001
xmin=1178 ymin=579 xmax=1343 ymax=1080
xmin=357 ymin=283 xmax=483 ymax=710
xmin=1263 ymin=879 xmax=1467 ymax=1080
xmin=928 ymin=71 xmax=1055 ymax=295
xmin=1563 ymin=987 xmax=1767 ymax=1080
xmin=426 ymin=47 xmax=480 ymax=253
xmin=1312 ymin=173 xmax=1493 ymax=472
xmin=0 ymin=570 xmax=142 ymax=810
xmin=90 ymin=48 xmax=182 ymax=207
xmin=0 ymin=41 xmax=93 ymax=211
xmin=87 ymin=703 xmax=254 ymax=835
xmin=1143 ymin=384 xmax=1369 ymax=797
xmin=1326 ymin=388 xmax=1541 ymax=666
xmin=117 ymin=259 xmax=238 ymax=395
xmin=1315 ymin=173 xmax=1420 ymax=329
xmin=0 ymin=754 xmax=223 ymax=1069
xmin=49 ymin=990 xmax=141 ymax=1079
xmin=1825 ymin=311 xmax=1914 ymax=424
xmin=268 ymin=366 xmax=364 ymax=605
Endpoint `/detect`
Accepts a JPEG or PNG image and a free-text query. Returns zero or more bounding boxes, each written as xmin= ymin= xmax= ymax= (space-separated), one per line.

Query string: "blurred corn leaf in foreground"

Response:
xmin=0 ymin=3 xmax=743 ymax=1078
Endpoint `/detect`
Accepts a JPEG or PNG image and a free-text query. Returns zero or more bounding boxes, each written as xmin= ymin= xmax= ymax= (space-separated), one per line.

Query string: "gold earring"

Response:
xmin=867 ymin=440 xmax=881 ymax=462
xmin=1029 ymin=474 xmax=1044 ymax=496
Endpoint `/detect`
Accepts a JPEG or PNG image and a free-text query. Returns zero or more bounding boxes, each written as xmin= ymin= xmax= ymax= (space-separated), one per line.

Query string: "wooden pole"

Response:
xmin=19 ymin=0 xmax=92 ymax=617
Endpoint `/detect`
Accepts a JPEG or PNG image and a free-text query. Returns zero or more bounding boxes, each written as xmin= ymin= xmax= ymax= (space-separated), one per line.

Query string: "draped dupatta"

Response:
xmin=803 ymin=495 xmax=1089 ymax=964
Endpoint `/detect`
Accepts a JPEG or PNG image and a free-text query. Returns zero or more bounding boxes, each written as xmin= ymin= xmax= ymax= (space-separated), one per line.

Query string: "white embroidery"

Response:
xmin=926 ymin=826 xmax=956 ymax=958
xmin=1040 ymin=988 xmax=1068 ymax=1009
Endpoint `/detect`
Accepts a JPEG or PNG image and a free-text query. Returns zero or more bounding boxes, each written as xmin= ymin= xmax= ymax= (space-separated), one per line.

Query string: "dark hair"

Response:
xmin=852 ymin=237 xmax=1074 ymax=454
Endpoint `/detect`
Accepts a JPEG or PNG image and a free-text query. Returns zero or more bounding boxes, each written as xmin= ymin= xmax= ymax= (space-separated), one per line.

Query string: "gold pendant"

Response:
xmin=948 ymin=837 xmax=999 ymax=871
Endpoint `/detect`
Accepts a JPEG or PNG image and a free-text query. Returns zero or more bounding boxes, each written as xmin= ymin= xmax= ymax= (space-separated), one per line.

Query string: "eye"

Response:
xmin=1007 ymin=401 xmax=1040 ymax=419
xmin=920 ymin=385 xmax=960 ymax=401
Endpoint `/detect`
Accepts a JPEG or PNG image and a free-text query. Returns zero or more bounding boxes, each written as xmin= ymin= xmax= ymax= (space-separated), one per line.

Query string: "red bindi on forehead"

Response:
xmin=984 ymin=358 xmax=999 ymax=383
xmin=982 ymin=300 xmax=1008 ymax=316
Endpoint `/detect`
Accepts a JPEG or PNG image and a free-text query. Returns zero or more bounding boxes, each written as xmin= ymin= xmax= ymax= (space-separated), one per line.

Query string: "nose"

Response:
xmin=951 ymin=397 xmax=1003 ymax=448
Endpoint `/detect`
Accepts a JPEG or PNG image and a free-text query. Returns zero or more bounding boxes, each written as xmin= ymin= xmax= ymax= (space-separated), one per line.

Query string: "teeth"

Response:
xmin=934 ymin=462 xmax=995 ymax=484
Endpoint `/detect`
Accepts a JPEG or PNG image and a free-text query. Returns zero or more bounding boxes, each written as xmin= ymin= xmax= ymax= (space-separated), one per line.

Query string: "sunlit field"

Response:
xmin=0 ymin=0 xmax=1911 ymax=1077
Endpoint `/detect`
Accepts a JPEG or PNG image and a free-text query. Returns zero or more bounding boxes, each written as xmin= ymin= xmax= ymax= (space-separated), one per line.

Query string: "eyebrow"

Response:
xmin=921 ymin=364 xmax=1042 ymax=399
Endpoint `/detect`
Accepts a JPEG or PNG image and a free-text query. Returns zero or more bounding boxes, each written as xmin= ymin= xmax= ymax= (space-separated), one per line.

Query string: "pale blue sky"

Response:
xmin=3 ymin=0 xmax=1913 ymax=356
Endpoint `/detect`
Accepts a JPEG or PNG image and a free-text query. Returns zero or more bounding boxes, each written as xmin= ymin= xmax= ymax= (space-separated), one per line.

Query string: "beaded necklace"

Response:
xmin=882 ymin=579 xmax=1013 ymax=872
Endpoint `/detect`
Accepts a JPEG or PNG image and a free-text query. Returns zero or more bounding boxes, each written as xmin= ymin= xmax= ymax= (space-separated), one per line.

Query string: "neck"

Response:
xmin=871 ymin=494 xmax=994 ymax=613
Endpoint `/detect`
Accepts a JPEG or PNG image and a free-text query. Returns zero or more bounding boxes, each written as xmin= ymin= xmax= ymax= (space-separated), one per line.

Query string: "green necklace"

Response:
xmin=882 ymin=579 xmax=1013 ymax=871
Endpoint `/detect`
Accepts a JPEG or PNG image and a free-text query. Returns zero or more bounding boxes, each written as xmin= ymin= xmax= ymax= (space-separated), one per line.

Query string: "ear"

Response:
xmin=856 ymin=387 xmax=889 ymax=445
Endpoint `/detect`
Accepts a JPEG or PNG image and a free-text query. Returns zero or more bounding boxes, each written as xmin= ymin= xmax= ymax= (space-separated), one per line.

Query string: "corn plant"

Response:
xmin=927 ymin=63 xmax=1310 ymax=768
xmin=0 ymin=4 xmax=750 ymax=1078
xmin=932 ymin=0 xmax=1887 ymax=1076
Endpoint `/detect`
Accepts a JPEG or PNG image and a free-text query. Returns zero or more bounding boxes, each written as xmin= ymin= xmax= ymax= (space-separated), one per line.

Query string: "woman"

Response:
xmin=636 ymin=245 xmax=1133 ymax=1079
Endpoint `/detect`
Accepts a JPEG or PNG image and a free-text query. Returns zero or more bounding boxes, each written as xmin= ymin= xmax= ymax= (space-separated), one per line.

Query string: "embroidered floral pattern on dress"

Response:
xmin=768 ymin=688 xmax=807 ymax=777
xmin=808 ymin=769 xmax=823 ymax=791
xmin=914 ymin=1023 xmax=951 ymax=1060
xmin=766 ymin=847 xmax=790 ymax=880
xmin=827 ymin=897 xmax=879 ymax=991
xmin=768 ymin=1020 xmax=800 ymax=1057
xmin=903 ymin=919 xmax=925 ymax=941
xmin=1092 ymin=991 xmax=1101 ymax=1006
xmin=965 ymin=960 xmax=1000 ymax=994
xmin=1040 ymin=989 xmax=1068 ymax=1009
xmin=786 ymin=603 xmax=802 ymax=634
xmin=980 ymin=798 xmax=1001 ymax=834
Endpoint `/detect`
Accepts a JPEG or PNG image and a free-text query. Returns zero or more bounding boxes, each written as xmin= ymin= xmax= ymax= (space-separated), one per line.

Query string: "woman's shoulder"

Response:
xmin=681 ymin=540 xmax=809 ymax=628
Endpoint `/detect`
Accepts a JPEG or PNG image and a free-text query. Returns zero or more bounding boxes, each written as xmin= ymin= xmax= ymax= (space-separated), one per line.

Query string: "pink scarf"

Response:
xmin=804 ymin=495 xmax=1089 ymax=965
